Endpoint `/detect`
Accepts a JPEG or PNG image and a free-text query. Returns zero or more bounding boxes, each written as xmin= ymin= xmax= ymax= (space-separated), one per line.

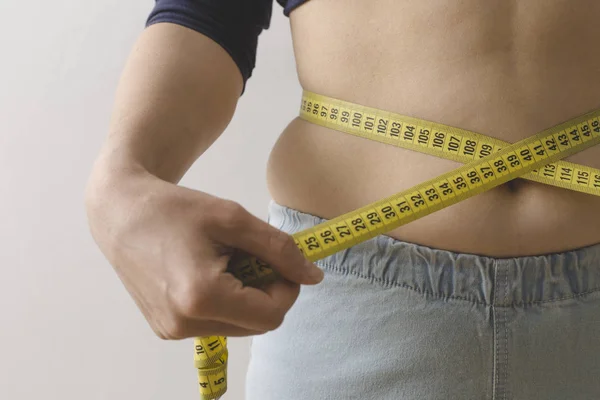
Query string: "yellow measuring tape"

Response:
xmin=300 ymin=91 xmax=600 ymax=196
xmin=194 ymin=91 xmax=600 ymax=399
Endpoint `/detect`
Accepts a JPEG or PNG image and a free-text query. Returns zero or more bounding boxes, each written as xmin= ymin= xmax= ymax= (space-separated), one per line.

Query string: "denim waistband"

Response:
xmin=267 ymin=200 xmax=600 ymax=307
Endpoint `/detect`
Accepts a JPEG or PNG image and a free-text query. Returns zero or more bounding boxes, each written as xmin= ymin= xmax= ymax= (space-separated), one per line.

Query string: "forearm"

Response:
xmin=93 ymin=22 xmax=243 ymax=186
xmin=81 ymin=3 xmax=317 ymax=346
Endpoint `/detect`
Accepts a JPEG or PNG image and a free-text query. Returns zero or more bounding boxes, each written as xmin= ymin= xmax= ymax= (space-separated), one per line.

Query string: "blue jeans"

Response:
xmin=245 ymin=201 xmax=600 ymax=400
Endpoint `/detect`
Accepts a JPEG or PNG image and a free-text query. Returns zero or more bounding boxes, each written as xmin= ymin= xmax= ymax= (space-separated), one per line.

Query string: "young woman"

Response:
xmin=86 ymin=1 xmax=600 ymax=398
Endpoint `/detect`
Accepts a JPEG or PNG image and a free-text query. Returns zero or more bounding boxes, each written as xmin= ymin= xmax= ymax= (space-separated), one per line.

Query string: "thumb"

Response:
xmin=211 ymin=202 xmax=324 ymax=285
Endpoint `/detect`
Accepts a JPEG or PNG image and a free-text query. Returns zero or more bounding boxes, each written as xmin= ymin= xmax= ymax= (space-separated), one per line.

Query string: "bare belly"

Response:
xmin=266 ymin=0 xmax=600 ymax=257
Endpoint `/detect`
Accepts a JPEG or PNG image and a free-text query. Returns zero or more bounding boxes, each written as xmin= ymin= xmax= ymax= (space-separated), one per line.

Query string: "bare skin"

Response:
xmin=268 ymin=0 xmax=600 ymax=257
xmin=86 ymin=1 xmax=600 ymax=341
xmin=85 ymin=26 xmax=323 ymax=340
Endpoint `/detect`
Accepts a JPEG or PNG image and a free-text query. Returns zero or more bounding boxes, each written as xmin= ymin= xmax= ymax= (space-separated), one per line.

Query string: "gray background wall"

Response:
xmin=0 ymin=1 xmax=299 ymax=399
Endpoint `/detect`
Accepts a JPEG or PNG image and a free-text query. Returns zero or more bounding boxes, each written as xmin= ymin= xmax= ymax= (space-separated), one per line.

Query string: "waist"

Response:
xmin=267 ymin=199 xmax=600 ymax=305
xmin=266 ymin=102 xmax=600 ymax=257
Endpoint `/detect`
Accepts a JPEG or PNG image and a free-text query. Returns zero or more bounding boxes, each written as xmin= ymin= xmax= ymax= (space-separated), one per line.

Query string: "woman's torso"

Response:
xmin=266 ymin=0 xmax=600 ymax=257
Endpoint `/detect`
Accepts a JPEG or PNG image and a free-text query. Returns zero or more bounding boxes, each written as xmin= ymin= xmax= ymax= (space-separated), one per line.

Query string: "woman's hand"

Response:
xmin=85 ymin=167 xmax=324 ymax=340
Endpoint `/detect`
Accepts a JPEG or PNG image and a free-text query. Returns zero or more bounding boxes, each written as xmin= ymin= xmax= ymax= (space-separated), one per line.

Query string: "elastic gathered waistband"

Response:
xmin=267 ymin=200 xmax=600 ymax=307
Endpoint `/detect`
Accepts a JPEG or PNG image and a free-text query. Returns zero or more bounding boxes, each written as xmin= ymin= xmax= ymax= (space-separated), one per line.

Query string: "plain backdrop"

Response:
xmin=0 ymin=1 xmax=300 ymax=399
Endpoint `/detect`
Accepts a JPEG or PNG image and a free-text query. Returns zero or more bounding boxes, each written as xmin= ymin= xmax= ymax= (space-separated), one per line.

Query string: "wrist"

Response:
xmin=85 ymin=150 xmax=164 ymax=257
xmin=85 ymin=148 xmax=160 ymax=233
xmin=86 ymin=147 xmax=146 ymax=199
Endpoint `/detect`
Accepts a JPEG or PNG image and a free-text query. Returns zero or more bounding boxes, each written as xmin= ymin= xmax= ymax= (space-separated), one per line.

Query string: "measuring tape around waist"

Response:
xmin=299 ymin=91 xmax=600 ymax=196
xmin=194 ymin=91 xmax=600 ymax=400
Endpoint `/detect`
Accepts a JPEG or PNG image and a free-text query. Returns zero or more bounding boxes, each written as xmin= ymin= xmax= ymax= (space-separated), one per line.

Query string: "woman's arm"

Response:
xmin=85 ymin=23 xmax=323 ymax=340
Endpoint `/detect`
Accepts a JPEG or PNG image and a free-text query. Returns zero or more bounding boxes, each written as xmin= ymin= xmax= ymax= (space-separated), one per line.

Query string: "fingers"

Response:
xmin=199 ymin=272 xmax=301 ymax=332
xmin=167 ymin=266 xmax=301 ymax=333
xmin=159 ymin=200 xmax=323 ymax=337
xmin=210 ymin=201 xmax=324 ymax=285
